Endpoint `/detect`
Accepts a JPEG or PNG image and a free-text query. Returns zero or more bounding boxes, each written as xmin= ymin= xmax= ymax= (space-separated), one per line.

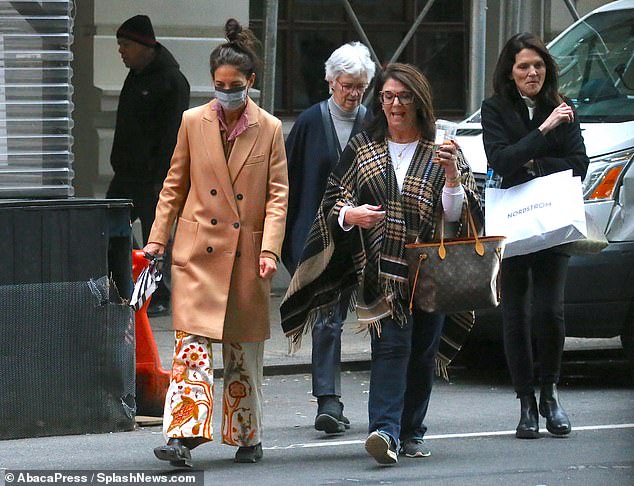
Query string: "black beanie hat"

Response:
xmin=116 ymin=15 xmax=157 ymax=47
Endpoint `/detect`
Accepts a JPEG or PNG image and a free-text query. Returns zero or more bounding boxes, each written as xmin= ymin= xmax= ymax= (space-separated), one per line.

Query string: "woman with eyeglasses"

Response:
xmin=282 ymin=42 xmax=375 ymax=436
xmin=144 ymin=18 xmax=288 ymax=467
xmin=281 ymin=63 xmax=482 ymax=465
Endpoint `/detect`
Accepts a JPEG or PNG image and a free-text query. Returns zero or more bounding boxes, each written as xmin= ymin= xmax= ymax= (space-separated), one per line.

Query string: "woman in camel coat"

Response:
xmin=148 ymin=86 xmax=287 ymax=343
xmin=146 ymin=19 xmax=288 ymax=467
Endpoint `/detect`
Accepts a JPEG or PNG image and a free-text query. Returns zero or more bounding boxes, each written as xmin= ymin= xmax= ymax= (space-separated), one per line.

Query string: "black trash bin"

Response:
xmin=0 ymin=198 xmax=136 ymax=439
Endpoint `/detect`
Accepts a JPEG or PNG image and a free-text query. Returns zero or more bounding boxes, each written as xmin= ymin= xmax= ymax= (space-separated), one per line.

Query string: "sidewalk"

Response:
xmin=148 ymin=290 xmax=371 ymax=376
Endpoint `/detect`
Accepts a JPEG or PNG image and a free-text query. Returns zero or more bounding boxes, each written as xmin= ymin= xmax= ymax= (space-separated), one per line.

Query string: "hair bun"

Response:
xmin=225 ymin=18 xmax=242 ymax=43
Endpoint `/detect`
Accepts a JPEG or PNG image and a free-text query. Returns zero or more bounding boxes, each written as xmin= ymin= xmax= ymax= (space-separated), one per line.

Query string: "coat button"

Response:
xmin=210 ymin=189 xmax=217 ymax=196
xmin=236 ymin=194 xmax=243 ymax=200
xmin=236 ymin=250 xmax=241 ymax=257
xmin=211 ymin=218 xmax=217 ymax=225
xmin=233 ymin=222 xmax=240 ymax=229
xmin=206 ymin=246 xmax=213 ymax=253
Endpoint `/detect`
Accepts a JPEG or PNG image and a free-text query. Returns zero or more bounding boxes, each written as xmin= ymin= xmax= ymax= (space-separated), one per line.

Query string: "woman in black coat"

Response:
xmin=481 ymin=32 xmax=589 ymax=439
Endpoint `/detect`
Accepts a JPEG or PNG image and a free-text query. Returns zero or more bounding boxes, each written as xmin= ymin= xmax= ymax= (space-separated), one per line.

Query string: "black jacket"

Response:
xmin=481 ymin=94 xmax=589 ymax=188
xmin=281 ymin=101 xmax=366 ymax=274
xmin=110 ymin=44 xmax=190 ymax=185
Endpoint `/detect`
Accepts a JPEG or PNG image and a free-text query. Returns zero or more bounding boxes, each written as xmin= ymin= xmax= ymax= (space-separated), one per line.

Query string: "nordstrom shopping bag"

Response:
xmin=558 ymin=204 xmax=608 ymax=256
xmin=485 ymin=170 xmax=587 ymax=258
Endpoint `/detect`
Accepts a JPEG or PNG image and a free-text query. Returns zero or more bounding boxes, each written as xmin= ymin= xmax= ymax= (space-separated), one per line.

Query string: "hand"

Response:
xmin=434 ymin=140 xmax=460 ymax=179
xmin=539 ymin=102 xmax=574 ymax=134
xmin=343 ymin=204 xmax=386 ymax=229
xmin=142 ymin=242 xmax=165 ymax=258
xmin=259 ymin=256 xmax=277 ymax=279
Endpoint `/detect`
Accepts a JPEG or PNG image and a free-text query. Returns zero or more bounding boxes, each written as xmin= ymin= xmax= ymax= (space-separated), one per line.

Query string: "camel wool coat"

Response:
xmin=148 ymin=98 xmax=288 ymax=342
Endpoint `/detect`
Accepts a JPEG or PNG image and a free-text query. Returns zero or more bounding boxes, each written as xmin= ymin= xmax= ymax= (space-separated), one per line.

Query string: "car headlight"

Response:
xmin=583 ymin=148 xmax=634 ymax=200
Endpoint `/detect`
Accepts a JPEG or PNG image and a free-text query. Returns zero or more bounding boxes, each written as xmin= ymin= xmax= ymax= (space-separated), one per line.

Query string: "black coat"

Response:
xmin=281 ymin=101 xmax=365 ymax=274
xmin=110 ymin=44 xmax=190 ymax=186
xmin=481 ymin=94 xmax=589 ymax=188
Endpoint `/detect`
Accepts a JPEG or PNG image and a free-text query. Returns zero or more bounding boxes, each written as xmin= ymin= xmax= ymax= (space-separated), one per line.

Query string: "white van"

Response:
xmin=456 ymin=0 xmax=634 ymax=367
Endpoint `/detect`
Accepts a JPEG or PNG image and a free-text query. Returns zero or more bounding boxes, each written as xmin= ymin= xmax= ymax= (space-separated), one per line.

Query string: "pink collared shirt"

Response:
xmin=212 ymin=100 xmax=250 ymax=159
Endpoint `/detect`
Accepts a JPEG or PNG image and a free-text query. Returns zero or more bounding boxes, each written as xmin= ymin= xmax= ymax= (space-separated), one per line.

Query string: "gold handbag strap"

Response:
xmin=439 ymin=197 xmax=484 ymax=257
xmin=409 ymin=253 xmax=426 ymax=313
xmin=465 ymin=198 xmax=484 ymax=256
xmin=438 ymin=215 xmax=446 ymax=259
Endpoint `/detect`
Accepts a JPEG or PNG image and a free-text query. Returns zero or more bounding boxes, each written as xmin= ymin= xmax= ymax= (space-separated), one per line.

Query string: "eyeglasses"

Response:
xmin=379 ymin=90 xmax=415 ymax=105
xmin=335 ymin=79 xmax=369 ymax=94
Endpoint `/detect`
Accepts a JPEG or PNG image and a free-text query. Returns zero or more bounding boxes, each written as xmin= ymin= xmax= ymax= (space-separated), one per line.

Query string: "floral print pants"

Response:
xmin=162 ymin=330 xmax=264 ymax=447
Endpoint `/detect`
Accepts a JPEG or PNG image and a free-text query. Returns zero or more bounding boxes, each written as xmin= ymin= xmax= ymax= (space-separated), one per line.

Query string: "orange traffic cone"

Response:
xmin=132 ymin=250 xmax=170 ymax=416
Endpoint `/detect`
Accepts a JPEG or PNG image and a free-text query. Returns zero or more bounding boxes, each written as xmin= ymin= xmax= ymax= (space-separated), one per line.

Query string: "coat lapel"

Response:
xmin=227 ymin=99 xmax=260 ymax=184
xmin=201 ymin=102 xmax=239 ymax=216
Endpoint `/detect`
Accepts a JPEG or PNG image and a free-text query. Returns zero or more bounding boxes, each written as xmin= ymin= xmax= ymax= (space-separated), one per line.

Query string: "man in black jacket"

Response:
xmin=107 ymin=15 xmax=190 ymax=316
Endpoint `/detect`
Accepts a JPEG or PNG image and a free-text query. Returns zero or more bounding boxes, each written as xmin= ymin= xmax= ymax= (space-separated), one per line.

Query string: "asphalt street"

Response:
xmin=1 ymin=351 xmax=632 ymax=486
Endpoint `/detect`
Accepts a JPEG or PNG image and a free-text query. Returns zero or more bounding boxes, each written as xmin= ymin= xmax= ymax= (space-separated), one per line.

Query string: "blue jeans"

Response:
xmin=311 ymin=302 xmax=347 ymax=397
xmin=368 ymin=309 xmax=445 ymax=445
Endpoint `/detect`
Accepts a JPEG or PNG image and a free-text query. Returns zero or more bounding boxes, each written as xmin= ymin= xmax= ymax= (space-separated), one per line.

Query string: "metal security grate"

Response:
xmin=0 ymin=0 xmax=74 ymax=198
xmin=0 ymin=279 xmax=135 ymax=439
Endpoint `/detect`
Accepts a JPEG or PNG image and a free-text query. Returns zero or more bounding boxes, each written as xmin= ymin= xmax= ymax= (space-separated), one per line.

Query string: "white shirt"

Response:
xmin=338 ymin=141 xmax=465 ymax=230
xmin=519 ymin=91 xmax=536 ymax=120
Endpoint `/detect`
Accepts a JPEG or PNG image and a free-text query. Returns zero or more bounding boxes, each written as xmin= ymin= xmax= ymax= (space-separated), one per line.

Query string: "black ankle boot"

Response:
xmin=154 ymin=438 xmax=193 ymax=468
xmin=235 ymin=443 xmax=263 ymax=463
xmin=516 ymin=393 xmax=540 ymax=439
xmin=539 ymin=383 xmax=571 ymax=436
xmin=315 ymin=395 xmax=347 ymax=434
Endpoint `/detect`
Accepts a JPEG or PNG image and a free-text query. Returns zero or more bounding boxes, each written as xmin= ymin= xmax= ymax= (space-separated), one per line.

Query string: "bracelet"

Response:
xmin=445 ymin=174 xmax=461 ymax=185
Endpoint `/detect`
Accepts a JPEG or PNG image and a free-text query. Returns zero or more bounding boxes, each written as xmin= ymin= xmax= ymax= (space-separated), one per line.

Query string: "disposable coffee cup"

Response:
xmin=434 ymin=119 xmax=458 ymax=145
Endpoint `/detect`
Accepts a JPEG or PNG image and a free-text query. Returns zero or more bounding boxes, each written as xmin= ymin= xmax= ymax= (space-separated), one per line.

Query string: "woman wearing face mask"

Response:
xmin=144 ymin=18 xmax=288 ymax=467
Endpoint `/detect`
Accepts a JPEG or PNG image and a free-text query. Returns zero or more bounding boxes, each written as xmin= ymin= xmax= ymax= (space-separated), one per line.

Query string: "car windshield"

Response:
xmin=550 ymin=8 xmax=634 ymax=123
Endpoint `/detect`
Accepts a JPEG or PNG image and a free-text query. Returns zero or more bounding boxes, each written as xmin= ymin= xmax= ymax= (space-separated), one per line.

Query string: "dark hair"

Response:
xmin=366 ymin=63 xmax=436 ymax=142
xmin=492 ymin=32 xmax=562 ymax=108
xmin=209 ymin=18 xmax=262 ymax=78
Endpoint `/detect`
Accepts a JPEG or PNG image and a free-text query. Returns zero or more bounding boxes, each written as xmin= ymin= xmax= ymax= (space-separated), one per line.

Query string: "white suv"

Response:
xmin=456 ymin=0 xmax=634 ymax=366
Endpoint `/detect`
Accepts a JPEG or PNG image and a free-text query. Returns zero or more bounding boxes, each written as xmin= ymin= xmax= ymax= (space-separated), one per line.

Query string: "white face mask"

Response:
xmin=214 ymin=86 xmax=247 ymax=110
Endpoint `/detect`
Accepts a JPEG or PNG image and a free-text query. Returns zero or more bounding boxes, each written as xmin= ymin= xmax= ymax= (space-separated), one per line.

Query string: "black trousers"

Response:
xmin=107 ymin=176 xmax=171 ymax=304
xmin=500 ymin=249 xmax=570 ymax=396
xmin=107 ymin=176 xmax=160 ymax=245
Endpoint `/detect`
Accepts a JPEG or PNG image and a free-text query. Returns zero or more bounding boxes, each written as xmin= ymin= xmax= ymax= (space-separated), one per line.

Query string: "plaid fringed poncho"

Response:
xmin=280 ymin=131 xmax=484 ymax=377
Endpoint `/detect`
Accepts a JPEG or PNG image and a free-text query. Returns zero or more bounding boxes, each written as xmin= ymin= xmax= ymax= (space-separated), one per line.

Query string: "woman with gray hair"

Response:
xmin=281 ymin=41 xmax=375 ymax=435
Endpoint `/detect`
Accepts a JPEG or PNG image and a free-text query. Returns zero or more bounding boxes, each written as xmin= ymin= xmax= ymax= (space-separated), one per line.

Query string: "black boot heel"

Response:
xmin=539 ymin=383 xmax=571 ymax=436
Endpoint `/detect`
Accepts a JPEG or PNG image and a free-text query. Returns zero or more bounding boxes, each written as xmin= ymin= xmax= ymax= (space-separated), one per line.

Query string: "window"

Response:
xmin=250 ymin=0 xmax=469 ymax=117
xmin=551 ymin=9 xmax=634 ymax=123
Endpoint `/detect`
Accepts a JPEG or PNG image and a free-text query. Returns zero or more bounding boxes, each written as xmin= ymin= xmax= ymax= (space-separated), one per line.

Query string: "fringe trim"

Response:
xmin=286 ymin=306 xmax=320 ymax=354
xmin=380 ymin=278 xmax=410 ymax=326
xmin=435 ymin=356 xmax=450 ymax=381
xmin=285 ymin=290 xmax=357 ymax=354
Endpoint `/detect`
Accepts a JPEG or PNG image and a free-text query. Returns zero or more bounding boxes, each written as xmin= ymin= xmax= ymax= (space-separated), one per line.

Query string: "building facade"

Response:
xmin=69 ymin=0 xmax=611 ymax=197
